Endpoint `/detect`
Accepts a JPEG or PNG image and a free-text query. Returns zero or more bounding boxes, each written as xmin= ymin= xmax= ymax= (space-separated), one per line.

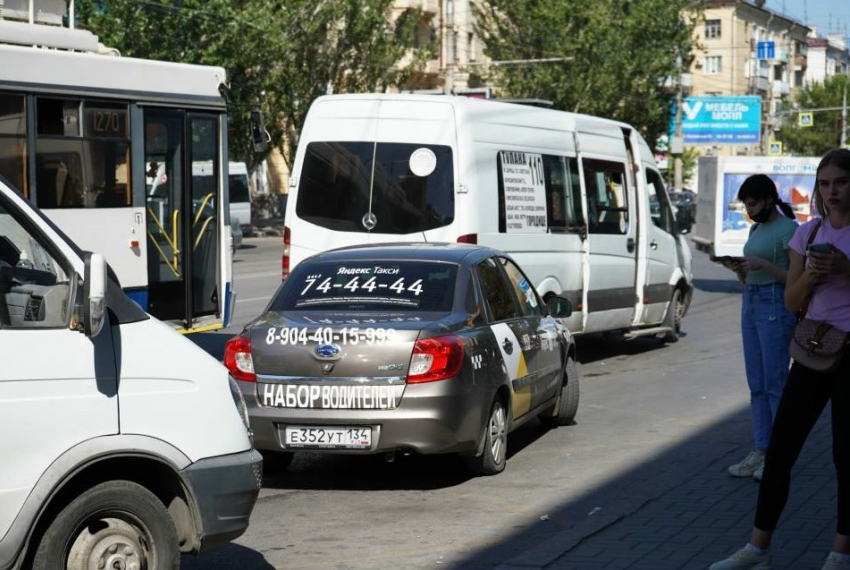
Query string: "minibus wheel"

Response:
xmin=32 ymin=480 xmax=178 ymax=570
xmin=663 ymin=288 xmax=684 ymax=343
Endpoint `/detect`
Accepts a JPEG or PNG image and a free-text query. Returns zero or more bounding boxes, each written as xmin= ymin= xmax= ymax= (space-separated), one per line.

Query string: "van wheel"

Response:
xmin=262 ymin=450 xmax=294 ymax=475
xmin=32 ymin=480 xmax=178 ymax=570
xmin=540 ymin=356 xmax=580 ymax=427
xmin=464 ymin=398 xmax=508 ymax=476
xmin=662 ymin=288 xmax=684 ymax=343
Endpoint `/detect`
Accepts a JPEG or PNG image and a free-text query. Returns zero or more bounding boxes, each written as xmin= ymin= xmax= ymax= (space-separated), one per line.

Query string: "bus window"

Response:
xmin=0 ymin=94 xmax=27 ymax=196
xmin=34 ymin=98 xmax=130 ymax=209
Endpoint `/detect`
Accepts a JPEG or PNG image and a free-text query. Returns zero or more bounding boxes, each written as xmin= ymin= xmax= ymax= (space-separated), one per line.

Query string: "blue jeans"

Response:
xmin=741 ymin=283 xmax=795 ymax=450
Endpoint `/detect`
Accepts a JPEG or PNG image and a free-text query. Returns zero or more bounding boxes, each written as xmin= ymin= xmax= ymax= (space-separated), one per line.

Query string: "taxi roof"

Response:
xmin=304 ymin=242 xmax=500 ymax=265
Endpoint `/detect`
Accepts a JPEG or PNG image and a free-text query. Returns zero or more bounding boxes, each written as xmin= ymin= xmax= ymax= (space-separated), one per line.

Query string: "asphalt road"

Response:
xmin=184 ymin=237 xmax=754 ymax=570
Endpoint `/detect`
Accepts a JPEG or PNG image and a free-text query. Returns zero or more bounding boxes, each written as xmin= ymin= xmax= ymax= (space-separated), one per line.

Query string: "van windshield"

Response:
xmin=296 ymin=142 xmax=454 ymax=234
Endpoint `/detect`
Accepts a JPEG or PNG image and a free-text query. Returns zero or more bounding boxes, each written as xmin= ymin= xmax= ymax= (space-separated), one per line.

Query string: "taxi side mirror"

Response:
xmin=546 ymin=295 xmax=572 ymax=318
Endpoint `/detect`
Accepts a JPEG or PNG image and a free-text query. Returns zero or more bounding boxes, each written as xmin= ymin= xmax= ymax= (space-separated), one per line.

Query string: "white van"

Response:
xmin=0 ymin=177 xmax=261 ymax=569
xmin=284 ymin=94 xmax=693 ymax=340
xmin=227 ymin=162 xmax=252 ymax=236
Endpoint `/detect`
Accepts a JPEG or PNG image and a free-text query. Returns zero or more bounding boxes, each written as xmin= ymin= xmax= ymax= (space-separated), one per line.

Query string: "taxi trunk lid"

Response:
xmin=250 ymin=312 xmax=432 ymax=379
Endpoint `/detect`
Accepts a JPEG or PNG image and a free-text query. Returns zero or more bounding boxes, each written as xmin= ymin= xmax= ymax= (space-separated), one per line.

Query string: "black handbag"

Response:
xmin=789 ymin=219 xmax=850 ymax=372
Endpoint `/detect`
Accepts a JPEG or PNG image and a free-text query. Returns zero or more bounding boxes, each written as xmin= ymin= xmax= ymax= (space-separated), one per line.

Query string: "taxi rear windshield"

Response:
xmin=296 ymin=142 xmax=454 ymax=234
xmin=271 ymin=261 xmax=458 ymax=312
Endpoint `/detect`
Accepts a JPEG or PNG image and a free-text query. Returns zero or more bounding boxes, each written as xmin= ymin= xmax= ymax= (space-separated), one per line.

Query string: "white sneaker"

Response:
xmin=821 ymin=551 xmax=850 ymax=570
xmin=709 ymin=546 xmax=771 ymax=570
xmin=728 ymin=450 xmax=765 ymax=478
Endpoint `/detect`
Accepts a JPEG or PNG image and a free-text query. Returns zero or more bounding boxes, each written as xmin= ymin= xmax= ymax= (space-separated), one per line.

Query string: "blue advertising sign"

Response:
xmin=673 ymin=96 xmax=761 ymax=144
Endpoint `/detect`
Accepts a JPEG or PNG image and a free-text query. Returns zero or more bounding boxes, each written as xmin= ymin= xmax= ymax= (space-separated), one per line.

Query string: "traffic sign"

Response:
xmin=768 ymin=141 xmax=783 ymax=155
xmin=798 ymin=112 xmax=814 ymax=127
xmin=757 ymin=41 xmax=775 ymax=60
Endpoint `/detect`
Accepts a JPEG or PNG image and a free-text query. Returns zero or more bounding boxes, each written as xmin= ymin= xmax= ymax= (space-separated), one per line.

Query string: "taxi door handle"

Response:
xmin=627 ymin=237 xmax=635 ymax=253
xmin=650 ymin=239 xmax=658 ymax=250
xmin=502 ymin=338 xmax=513 ymax=353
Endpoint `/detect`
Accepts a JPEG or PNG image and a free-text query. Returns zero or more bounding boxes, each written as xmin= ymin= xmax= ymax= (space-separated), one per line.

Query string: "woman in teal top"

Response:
xmin=721 ymin=174 xmax=798 ymax=483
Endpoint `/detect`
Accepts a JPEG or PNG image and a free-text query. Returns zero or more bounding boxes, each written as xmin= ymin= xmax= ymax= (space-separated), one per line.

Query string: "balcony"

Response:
xmin=394 ymin=0 xmax=440 ymax=16
xmin=794 ymin=54 xmax=807 ymax=70
xmin=752 ymin=75 xmax=770 ymax=92
xmin=772 ymin=48 xmax=790 ymax=63
xmin=772 ymin=80 xmax=791 ymax=97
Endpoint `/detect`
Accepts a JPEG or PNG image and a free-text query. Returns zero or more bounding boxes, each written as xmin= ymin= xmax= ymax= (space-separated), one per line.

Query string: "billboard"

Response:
xmin=720 ymin=157 xmax=819 ymax=242
xmin=674 ymin=96 xmax=761 ymax=144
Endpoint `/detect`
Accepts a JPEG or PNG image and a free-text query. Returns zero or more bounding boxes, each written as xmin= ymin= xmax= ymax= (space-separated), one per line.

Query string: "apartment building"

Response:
xmin=805 ymin=34 xmax=850 ymax=85
xmin=393 ymin=0 xmax=487 ymax=94
xmin=687 ymin=0 xmax=810 ymax=157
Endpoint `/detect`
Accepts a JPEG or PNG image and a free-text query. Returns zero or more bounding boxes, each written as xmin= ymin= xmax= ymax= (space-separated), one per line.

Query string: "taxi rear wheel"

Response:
xmin=464 ymin=398 xmax=507 ymax=476
xmin=540 ymin=356 xmax=579 ymax=428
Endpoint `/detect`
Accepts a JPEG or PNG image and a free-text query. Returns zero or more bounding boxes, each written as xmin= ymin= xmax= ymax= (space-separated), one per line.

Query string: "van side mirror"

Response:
xmin=83 ymin=253 xmax=107 ymax=337
xmin=546 ymin=295 xmax=572 ymax=318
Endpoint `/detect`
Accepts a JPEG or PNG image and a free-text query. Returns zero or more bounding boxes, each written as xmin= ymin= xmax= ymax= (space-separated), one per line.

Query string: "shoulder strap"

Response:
xmin=798 ymin=219 xmax=823 ymax=320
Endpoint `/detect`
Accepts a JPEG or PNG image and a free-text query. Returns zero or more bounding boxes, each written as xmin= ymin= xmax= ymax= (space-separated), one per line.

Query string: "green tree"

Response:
xmin=776 ymin=75 xmax=850 ymax=156
xmin=75 ymin=0 xmax=434 ymax=168
xmin=472 ymin=0 xmax=696 ymax=146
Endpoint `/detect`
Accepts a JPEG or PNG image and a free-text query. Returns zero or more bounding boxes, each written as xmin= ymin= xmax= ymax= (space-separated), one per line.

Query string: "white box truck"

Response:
xmin=691 ymin=155 xmax=820 ymax=258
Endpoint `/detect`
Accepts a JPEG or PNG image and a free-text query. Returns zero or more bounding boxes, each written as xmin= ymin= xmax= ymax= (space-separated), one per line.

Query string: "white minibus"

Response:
xmin=283 ymin=94 xmax=693 ymax=341
xmin=0 ymin=173 xmax=261 ymax=569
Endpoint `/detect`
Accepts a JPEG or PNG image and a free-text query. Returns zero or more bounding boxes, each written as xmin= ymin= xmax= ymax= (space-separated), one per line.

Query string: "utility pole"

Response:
xmin=842 ymin=84 xmax=847 ymax=147
xmin=673 ymin=53 xmax=684 ymax=191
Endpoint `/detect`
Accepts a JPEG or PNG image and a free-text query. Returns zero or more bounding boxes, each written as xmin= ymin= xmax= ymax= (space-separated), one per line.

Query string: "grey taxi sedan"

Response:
xmin=225 ymin=243 xmax=579 ymax=476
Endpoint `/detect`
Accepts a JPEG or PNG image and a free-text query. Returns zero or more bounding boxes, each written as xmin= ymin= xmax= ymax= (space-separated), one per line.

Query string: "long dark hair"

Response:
xmin=813 ymin=148 xmax=850 ymax=218
xmin=737 ymin=174 xmax=795 ymax=220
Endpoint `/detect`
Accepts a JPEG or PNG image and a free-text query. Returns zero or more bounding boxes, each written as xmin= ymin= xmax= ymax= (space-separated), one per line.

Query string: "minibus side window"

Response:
xmin=646 ymin=169 xmax=675 ymax=235
xmin=0 ymin=201 xmax=71 ymax=329
xmin=543 ymin=155 xmax=584 ymax=232
xmin=497 ymin=152 xmax=584 ymax=234
xmin=582 ymin=159 xmax=629 ymax=235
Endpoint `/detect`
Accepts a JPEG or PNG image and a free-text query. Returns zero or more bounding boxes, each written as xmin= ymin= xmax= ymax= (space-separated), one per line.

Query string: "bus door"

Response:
xmin=144 ymin=110 xmax=220 ymax=330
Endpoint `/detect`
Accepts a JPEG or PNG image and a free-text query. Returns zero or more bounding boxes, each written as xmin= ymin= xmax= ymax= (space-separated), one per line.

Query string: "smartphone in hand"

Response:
xmin=807 ymin=242 xmax=832 ymax=254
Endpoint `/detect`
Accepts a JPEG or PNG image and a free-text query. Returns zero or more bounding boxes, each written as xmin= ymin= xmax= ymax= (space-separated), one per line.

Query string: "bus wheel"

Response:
xmin=32 ymin=480 xmax=178 ymax=570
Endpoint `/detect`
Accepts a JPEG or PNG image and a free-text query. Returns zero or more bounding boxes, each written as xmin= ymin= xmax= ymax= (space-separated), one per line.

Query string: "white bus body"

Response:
xmin=284 ymin=94 xmax=693 ymax=339
xmin=226 ymin=161 xmax=252 ymax=234
xmin=0 ymin=19 xmax=233 ymax=332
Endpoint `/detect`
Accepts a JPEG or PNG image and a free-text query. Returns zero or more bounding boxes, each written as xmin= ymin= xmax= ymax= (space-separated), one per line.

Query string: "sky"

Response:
xmin=765 ymin=0 xmax=850 ymax=39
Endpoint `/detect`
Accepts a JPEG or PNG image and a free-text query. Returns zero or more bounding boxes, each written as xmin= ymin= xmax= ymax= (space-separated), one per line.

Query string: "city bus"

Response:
xmin=0 ymin=10 xmax=234 ymax=332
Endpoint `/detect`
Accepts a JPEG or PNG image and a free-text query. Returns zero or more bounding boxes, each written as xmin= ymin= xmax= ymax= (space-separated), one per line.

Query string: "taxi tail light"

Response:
xmin=224 ymin=334 xmax=256 ymax=382
xmin=408 ymin=335 xmax=464 ymax=383
xmin=281 ymin=226 xmax=291 ymax=280
xmin=457 ymin=233 xmax=477 ymax=244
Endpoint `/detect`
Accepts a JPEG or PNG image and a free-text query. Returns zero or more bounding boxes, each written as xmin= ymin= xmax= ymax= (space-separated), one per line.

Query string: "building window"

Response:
xmin=705 ymin=56 xmax=722 ymax=75
xmin=705 ymin=19 xmax=721 ymax=39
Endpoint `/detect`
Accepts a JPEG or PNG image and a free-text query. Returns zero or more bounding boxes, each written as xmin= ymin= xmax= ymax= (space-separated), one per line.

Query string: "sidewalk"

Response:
xmin=493 ymin=411 xmax=836 ymax=570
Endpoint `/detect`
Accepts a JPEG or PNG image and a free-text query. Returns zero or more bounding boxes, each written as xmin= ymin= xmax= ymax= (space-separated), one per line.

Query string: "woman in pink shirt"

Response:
xmin=711 ymin=148 xmax=850 ymax=570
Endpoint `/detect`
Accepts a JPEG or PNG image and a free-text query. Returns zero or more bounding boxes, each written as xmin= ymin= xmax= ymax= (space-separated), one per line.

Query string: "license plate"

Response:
xmin=284 ymin=425 xmax=372 ymax=450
